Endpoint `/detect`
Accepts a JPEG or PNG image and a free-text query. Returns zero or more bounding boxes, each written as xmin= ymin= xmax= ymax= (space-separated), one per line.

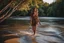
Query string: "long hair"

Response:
xmin=30 ymin=7 xmax=38 ymax=18
xmin=30 ymin=7 xmax=35 ymax=17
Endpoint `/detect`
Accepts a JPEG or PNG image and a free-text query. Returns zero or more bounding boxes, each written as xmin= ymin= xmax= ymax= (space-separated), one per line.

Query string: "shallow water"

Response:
xmin=0 ymin=17 xmax=64 ymax=43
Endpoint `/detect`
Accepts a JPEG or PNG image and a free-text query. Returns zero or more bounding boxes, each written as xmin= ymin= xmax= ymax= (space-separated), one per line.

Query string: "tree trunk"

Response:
xmin=0 ymin=0 xmax=27 ymax=23
xmin=0 ymin=1 xmax=12 ymax=14
xmin=0 ymin=8 xmax=11 ymax=20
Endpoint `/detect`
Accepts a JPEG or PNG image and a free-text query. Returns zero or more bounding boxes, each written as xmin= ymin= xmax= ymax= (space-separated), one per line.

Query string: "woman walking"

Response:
xmin=30 ymin=7 xmax=40 ymax=35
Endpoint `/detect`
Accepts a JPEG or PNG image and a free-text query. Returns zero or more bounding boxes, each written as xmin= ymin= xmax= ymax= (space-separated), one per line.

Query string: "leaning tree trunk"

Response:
xmin=0 ymin=0 xmax=27 ymax=23
xmin=0 ymin=0 xmax=18 ymax=20
xmin=0 ymin=8 xmax=12 ymax=20
xmin=0 ymin=1 xmax=12 ymax=14
xmin=0 ymin=1 xmax=13 ymax=19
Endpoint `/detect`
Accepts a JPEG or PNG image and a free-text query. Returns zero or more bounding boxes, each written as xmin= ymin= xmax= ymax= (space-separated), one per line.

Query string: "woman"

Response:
xmin=30 ymin=7 xmax=39 ymax=35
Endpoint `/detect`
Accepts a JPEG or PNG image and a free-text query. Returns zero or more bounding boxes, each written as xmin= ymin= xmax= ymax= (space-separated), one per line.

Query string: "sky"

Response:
xmin=43 ymin=0 xmax=55 ymax=4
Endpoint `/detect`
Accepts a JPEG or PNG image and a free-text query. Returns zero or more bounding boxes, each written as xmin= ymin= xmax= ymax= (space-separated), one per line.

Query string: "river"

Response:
xmin=0 ymin=17 xmax=64 ymax=43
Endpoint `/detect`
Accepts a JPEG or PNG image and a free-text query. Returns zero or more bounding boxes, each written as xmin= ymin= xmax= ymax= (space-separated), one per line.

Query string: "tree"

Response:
xmin=47 ymin=0 xmax=64 ymax=17
xmin=0 ymin=0 xmax=43 ymax=23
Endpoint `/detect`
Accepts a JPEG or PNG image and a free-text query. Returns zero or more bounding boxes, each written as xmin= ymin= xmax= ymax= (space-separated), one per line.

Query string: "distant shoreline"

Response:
xmin=8 ymin=17 xmax=64 ymax=20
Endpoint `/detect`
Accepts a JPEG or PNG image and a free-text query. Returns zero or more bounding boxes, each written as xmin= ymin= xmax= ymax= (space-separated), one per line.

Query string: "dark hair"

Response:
xmin=30 ymin=7 xmax=35 ymax=16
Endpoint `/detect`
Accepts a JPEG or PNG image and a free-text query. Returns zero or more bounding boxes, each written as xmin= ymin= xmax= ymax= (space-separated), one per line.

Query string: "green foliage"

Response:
xmin=12 ymin=10 xmax=28 ymax=16
xmin=38 ymin=8 xmax=45 ymax=16
xmin=15 ymin=0 xmax=43 ymax=11
xmin=1 ymin=0 xmax=64 ymax=17
xmin=47 ymin=0 xmax=64 ymax=17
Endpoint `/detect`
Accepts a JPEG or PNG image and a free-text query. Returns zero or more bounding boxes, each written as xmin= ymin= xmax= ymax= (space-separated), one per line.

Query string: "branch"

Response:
xmin=0 ymin=1 xmax=12 ymax=14
xmin=0 ymin=0 xmax=26 ymax=23
xmin=0 ymin=8 xmax=11 ymax=20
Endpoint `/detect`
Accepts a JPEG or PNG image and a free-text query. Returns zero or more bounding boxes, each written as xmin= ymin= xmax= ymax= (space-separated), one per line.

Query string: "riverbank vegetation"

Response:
xmin=0 ymin=0 xmax=64 ymax=23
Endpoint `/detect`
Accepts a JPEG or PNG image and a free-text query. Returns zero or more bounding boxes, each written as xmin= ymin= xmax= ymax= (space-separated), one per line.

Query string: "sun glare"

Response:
xmin=43 ymin=0 xmax=55 ymax=4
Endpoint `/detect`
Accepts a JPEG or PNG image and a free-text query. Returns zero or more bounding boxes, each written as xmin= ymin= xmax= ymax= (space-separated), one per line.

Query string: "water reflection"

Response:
xmin=17 ymin=21 xmax=64 ymax=43
xmin=0 ymin=17 xmax=64 ymax=43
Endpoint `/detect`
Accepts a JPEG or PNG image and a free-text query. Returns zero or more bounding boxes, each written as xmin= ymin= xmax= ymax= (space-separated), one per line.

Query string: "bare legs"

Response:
xmin=32 ymin=23 xmax=39 ymax=35
xmin=32 ymin=26 xmax=36 ymax=35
